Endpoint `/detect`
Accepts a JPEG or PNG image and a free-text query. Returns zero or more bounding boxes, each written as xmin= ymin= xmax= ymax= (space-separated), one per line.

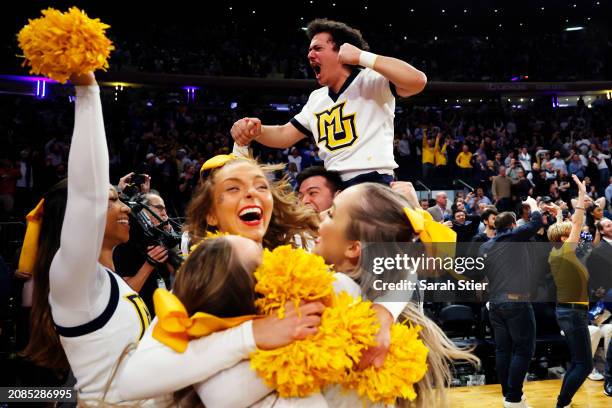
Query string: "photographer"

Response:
xmin=113 ymin=174 xmax=180 ymax=316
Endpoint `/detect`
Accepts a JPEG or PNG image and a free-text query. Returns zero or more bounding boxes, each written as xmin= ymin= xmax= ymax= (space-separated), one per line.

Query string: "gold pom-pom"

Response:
xmin=250 ymin=292 xmax=379 ymax=397
xmin=342 ymin=323 xmax=429 ymax=404
xmin=249 ymin=244 xmax=430 ymax=402
xmin=254 ymin=245 xmax=335 ymax=318
xmin=17 ymin=7 xmax=114 ymax=83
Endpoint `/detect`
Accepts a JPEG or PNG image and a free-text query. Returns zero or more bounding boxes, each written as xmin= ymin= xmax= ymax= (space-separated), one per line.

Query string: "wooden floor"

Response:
xmin=449 ymin=379 xmax=610 ymax=407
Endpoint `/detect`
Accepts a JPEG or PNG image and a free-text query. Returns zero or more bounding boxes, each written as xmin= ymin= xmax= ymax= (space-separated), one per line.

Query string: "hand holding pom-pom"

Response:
xmin=17 ymin=7 xmax=114 ymax=83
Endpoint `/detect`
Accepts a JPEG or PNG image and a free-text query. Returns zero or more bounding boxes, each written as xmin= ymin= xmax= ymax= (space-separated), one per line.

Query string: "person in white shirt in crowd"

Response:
xmin=550 ymin=151 xmax=568 ymax=175
xmin=518 ymin=147 xmax=531 ymax=175
xmin=287 ymin=147 xmax=303 ymax=173
xmin=504 ymin=151 xmax=516 ymax=168
xmin=507 ymin=159 xmax=521 ymax=183
xmin=606 ymin=177 xmax=612 ymax=212
xmin=589 ymin=144 xmax=611 ymax=190
xmin=544 ymin=161 xmax=559 ymax=181
xmin=586 ymin=218 xmax=612 ymax=385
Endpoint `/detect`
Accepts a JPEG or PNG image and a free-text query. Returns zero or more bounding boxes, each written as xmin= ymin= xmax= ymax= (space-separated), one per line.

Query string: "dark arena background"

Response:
xmin=1 ymin=1 xmax=612 ymax=407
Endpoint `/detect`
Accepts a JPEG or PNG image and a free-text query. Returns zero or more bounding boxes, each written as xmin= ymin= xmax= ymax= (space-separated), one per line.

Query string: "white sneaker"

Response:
xmin=588 ymin=368 xmax=604 ymax=381
xmin=503 ymin=395 xmax=531 ymax=408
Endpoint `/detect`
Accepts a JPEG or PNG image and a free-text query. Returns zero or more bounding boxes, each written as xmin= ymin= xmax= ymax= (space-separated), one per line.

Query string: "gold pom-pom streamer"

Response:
xmin=254 ymin=245 xmax=335 ymax=318
xmin=250 ymin=292 xmax=379 ymax=397
xmin=17 ymin=7 xmax=114 ymax=83
xmin=342 ymin=323 xmax=429 ymax=404
xmin=249 ymin=245 xmax=430 ymax=403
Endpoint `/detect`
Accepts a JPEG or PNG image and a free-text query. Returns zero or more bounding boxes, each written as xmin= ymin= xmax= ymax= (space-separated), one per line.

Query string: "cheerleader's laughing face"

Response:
xmin=104 ymin=187 xmax=131 ymax=247
xmin=206 ymin=161 xmax=273 ymax=244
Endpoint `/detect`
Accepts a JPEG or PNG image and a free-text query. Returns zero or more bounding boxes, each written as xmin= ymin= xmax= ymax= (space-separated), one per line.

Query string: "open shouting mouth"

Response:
xmin=238 ymin=205 xmax=263 ymax=226
xmin=311 ymin=62 xmax=321 ymax=79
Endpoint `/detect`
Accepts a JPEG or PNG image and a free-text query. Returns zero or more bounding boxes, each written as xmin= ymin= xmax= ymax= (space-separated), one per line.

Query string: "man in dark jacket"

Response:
xmin=466 ymin=197 xmax=544 ymax=407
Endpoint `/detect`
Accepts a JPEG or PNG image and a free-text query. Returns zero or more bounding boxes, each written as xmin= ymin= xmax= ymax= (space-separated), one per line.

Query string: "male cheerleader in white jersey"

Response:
xmin=231 ymin=19 xmax=427 ymax=187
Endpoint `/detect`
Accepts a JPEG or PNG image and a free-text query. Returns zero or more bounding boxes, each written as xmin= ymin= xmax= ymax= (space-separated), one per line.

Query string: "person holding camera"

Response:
xmin=117 ymin=172 xmax=151 ymax=196
xmin=113 ymin=178 xmax=176 ymax=316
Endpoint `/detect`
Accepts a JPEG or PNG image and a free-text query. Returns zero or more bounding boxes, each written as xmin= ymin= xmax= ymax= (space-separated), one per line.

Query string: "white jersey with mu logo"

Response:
xmin=291 ymin=68 xmax=398 ymax=181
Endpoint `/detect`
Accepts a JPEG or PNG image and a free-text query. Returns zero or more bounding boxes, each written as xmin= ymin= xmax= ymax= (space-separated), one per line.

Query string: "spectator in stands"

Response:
xmin=493 ymin=152 xmax=504 ymax=172
xmin=427 ymin=191 xmax=451 ymax=222
xmin=606 ymin=177 xmax=612 ymax=211
xmin=586 ymin=203 xmax=604 ymax=237
xmin=471 ymin=207 xmax=498 ymax=242
xmin=518 ymin=147 xmax=532 ymax=175
xmin=451 ymin=208 xmax=481 ymax=242
xmin=434 ymin=133 xmax=448 ymax=178
xmin=287 ymin=162 xmax=299 ymax=189
xmin=512 ymin=168 xmax=533 ymax=200
xmin=507 ymin=159 xmax=521 ymax=183
xmin=176 ymin=162 xmax=197 ymax=216
xmin=550 ymin=151 xmax=568 ymax=175
xmin=455 ymin=144 xmax=473 ymax=181
xmin=466 ymin=188 xmax=491 ymax=211
xmin=473 ymin=154 xmax=489 ymax=188
xmin=590 ymin=144 xmax=611 ymax=191
xmin=547 ymin=175 xmax=591 ymax=408
xmin=588 ymin=218 xmax=612 ymax=397
xmin=422 ymin=132 xmax=435 ymax=180
xmin=287 ymin=147 xmax=303 ymax=173
xmin=15 ymin=149 xmax=34 ymax=217
xmin=568 ymin=153 xmax=586 ymax=179
xmin=492 ymin=166 xmax=513 ymax=212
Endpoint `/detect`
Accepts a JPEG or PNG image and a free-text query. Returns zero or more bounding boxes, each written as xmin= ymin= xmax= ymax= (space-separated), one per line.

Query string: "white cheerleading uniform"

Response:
xmin=51 ymin=86 xmax=258 ymax=405
xmin=49 ymin=85 xmax=151 ymax=402
xmin=291 ymin=68 xmax=398 ymax=181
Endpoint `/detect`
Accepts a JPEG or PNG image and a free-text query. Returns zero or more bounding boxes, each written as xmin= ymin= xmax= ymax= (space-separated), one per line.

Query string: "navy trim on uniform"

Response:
xmin=290 ymin=118 xmax=313 ymax=138
xmin=328 ymin=68 xmax=360 ymax=102
xmin=390 ymin=82 xmax=399 ymax=98
xmin=55 ymin=270 xmax=119 ymax=337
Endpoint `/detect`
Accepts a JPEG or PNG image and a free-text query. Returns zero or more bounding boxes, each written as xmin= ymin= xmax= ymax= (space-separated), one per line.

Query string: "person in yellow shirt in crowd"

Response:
xmin=434 ymin=132 xmax=448 ymax=178
xmin=455 ymin=144 xmax=473 ymax=181
xmin=422 ymin=130 xmax=435 ymax=180
xmin=547 ymin=175 xmax=591 ymax=408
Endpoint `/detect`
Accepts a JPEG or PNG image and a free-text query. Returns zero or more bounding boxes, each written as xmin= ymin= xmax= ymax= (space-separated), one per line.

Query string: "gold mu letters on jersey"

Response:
xmin=315 ymin=101 xmax=358 ymax=151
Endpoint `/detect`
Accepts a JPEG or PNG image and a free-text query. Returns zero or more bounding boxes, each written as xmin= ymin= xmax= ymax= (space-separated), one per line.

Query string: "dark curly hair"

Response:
xmin=306 ymin=18 xmax=369 ymax=51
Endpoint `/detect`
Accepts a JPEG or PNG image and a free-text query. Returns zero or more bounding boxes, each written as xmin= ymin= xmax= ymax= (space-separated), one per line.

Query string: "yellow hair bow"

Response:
xmin=403 ymin=207 xmax=456 ymax=243
xmin=18 ymin=198 xmax=45 ymax=275
xmin=199 ymin=154 xmax=236 ymax=177
xmin=152 ymin=288 xmax=256 ymax=353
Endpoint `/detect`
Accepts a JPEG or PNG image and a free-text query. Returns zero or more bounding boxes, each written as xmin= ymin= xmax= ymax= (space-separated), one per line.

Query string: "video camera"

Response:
xmin=119 ymin=191 xmax=183 ymax=269
xmin=121 ymin=173 xmax=148 ymax=198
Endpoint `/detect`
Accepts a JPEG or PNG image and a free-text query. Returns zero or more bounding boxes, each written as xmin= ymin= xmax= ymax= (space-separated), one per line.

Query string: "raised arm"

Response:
xmin=567 ymin=175 xmax=587 ymax=244
xmin=231 ymin=117 xmax=305 ymax=149
xmin=49 ymin=73 xmax=110 ymax=324
xmin=337 ymin=43 xmax=427 ymax=97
